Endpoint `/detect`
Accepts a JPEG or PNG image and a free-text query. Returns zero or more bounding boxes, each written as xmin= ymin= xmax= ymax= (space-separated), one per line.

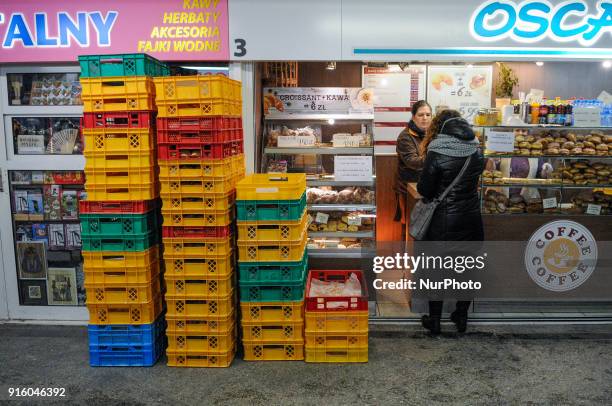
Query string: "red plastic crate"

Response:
xmin=157 ymin=116 xmax=241 ymax=132
xmin=158 ymin=140 xmax=243 ymax=160
xmin=162 ymin=226 xmax=233 ymax=239
xmin=305 ymin=270 xmax=369 ymax=312
xmin=82 ymin=111 xmax=155 ymax=129
xmin=79 ymin=199 xmax=158 ymax=214
xmin=157 ymin=126 xmax=242 ymax=144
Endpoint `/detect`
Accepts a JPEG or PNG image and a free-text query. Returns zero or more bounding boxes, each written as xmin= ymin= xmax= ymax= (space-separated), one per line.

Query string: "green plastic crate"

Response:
xmin=238 ymin=251 xmax=307 ymax=283
xmin=238 ymin=268 xmax=306 ymax=302
xmin=236 ymin=193 xmax=306 ymax=221
xmin=80 ymin=212 xmax=158 ymax=237
xmin=79 ymin=54 xmax=170 ymax=78
xmin=82 ymin=232 xmax=158 ymax=252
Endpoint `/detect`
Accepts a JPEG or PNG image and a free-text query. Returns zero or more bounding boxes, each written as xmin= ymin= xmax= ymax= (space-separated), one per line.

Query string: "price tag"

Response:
xmin=542 ymin=197 xmax=558 ymax=209
xmin=586 ymin=204 xmax=602 ymax=215
xmin=347 ymin=215 xmax=362 ymax=226
xmin=315 ymin=212 xmax=329 ymax=224
xmin=485 ymin=131 xmax=515 ymax=153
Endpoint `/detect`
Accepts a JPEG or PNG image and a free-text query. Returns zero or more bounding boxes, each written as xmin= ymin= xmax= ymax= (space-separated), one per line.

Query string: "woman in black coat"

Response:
xmin=416 ymin=109 xmax=484 ymax=334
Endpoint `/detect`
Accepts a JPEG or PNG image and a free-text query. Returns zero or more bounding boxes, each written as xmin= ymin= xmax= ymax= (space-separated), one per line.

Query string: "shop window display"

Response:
xmin=7 ymin=73 xmax=82 ymax=106
xmin=10 ymin=170 xmax=86 ymax=306
xmin=12 ymin=117 xmax=82 ymax=155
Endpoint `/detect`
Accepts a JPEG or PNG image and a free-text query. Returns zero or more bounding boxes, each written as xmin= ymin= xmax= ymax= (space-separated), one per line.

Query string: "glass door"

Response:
xmin=0 ymin=65 xmax=88 ymax=321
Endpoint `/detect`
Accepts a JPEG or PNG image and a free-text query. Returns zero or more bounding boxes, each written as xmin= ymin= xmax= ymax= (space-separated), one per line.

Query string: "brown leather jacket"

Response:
xmin=396 ymin=126 xmax=424 ymax=194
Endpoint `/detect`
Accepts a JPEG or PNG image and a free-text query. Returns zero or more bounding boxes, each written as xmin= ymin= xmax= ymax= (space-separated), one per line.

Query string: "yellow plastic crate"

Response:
xmin=83 ymin=128 xmax=155 ymax=153
xmin=237 ymin=232 xmax=307 ymax=262
xmin=167 ymin=328 xmax=236 ymax=352
xmin=163 ymin=252 xmax=234 ymax=277
xmin=159 ymin=158 xmax=241 ymax=178
xmin=236 ymin=173 xmax=306 ymax=201
xmin=85 ymin=182 xmax=158 ymax=201
xmin=237 ymin=213 xmax=308 ymax=242
xmin=243 ymin=340 xmax=304 ymax=361
xmin=157 ymin=99 xmax=241 ymax=118
xmin=304 ymin=331 xmax=368 ymax=348
xmin=84 ymin=149 xmax=156 ymax=171
xmin=231 ymin=154 xmax=245 ymax=175
xmin=162 ymin=207 xmax=234 ymax=227
xmin=161 ymin=191 xmax=235 ymax=212
xmin=167 ymin=348 xmax=235 ymax=368
xmin=81 ymin=76 xmax=156 ymax=112
xmin=166 ymin=311 xmax=235 ymax=334
xmin=83 ymin=247 xmax=159 ymax=285
xmin=240 ymin=301 xmax=304 ymax=322
xmin=305 ymin=310 xmax=369 ymax=333
xmin=160 ymin=176 xmax=237 ymax=195
xmin=85 ymin=278 xmax=161 ymax=305
xmin=162 ymin=236 xmax=232 ymax=257
xmin=241 ymin=320 xmax=304 ymax=341
xmin=154 ymin=75 xmax=241 ymax=103
xmin=165 ymin=293 xmax=235 ymax=318
xmin=164 ymin=273 xmax=234 ymax=297
xmin=305 ymin=346 xmax=368 ymax=363
xmin=87 ymin=295 xmax=163 ymax=324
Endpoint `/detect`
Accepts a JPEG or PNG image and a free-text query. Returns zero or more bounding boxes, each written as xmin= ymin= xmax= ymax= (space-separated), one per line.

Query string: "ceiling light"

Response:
xmin=467 ymin=64 xmax=474 ymax=69
xmin=535 ymin=61 xmax=544 ymax=67
xmin=603 ymin=60 xmax=612 ymax=69
xmin=326 ymin=61 xmax=336 ymax=70
xmin=327 ymin=118 xmax=335 ymax=125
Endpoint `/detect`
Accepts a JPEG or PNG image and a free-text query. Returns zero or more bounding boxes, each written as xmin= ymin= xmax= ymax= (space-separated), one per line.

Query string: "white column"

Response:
xmin=229 ymin=62 xmax=256 ymax=175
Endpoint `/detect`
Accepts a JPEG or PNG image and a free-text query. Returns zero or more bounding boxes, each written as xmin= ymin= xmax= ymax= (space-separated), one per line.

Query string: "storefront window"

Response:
xmin=10 ymin=170 xmax=86 ymax=306
xmin=7 ymin=73 xmax=82 ymax=106
xmin=12 ymin=117 xmax=83 ymax=155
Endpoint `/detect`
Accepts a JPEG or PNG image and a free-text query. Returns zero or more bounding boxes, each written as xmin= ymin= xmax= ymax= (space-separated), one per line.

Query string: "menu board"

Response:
xmin=427 ymin=65 xmax=493 ymax=123
xmin=263 ymin=87 xmax=374 ymax=116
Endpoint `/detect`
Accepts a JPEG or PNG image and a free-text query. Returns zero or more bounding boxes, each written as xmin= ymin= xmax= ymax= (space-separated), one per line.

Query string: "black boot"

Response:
xmin=450 ymin=311 xmax=468 ymax=333
xmin=421 ymin=315 xmax=441 ymax=335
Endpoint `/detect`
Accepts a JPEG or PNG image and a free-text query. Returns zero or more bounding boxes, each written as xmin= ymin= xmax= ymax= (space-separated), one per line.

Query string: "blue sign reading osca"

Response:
xmin=470 ymin=0 xmax=612 ymax=45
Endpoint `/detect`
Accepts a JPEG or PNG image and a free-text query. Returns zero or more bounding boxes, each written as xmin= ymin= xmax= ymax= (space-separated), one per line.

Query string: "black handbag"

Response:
xmin=409 ymin=156 xmax=472 ymax=240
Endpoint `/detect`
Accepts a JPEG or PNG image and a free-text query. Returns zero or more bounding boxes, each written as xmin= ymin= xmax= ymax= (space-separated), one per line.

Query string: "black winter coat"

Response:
xmin=416 ymin=122 xmax=485 ymax=241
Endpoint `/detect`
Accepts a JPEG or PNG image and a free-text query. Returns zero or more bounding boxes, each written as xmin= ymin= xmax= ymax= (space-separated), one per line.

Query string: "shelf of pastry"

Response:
xmin=307 ymin=248 xmax=376 ymax=259
xmin=309 ymin=231 xmax=375 ymax=238
xmin=476 ymin=125 xmax=610 ymax=130
xmin=306 ymin=175 xmax=375 ymax=187
xmin=484 ymin=153 xmax=612 ymax=158
xmin=264 ymin=113 xmax=375 ymax=122
xmin=265 ymin=146 xmax=374 ymax=155
xmin=482 ymin=183 xmax=612 ymax=188
xmin=307 ymin=204 xmax=376 ymax=211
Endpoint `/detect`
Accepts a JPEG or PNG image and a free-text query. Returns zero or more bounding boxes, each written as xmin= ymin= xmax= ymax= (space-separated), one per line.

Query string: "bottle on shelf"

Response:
xmin=539 ymin=98 xmax=549 ymax=125
xmin=531 ymin=102 xmax=540 ymax=124
xmin=565 ymin=101 xmax=573 ymax=126
xmin=547 ymin=99 xmax=557 ymax=125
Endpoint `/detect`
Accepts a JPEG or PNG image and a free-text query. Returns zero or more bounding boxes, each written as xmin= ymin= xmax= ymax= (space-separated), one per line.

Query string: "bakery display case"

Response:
xmin=480 ymin=126 xmax=612 ymax=217
xmin=262 ymin=114 xmax=376 ymax=258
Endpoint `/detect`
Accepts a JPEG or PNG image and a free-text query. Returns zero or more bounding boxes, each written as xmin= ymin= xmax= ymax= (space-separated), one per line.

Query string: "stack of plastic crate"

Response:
xmin=79 ymin=53 xmax=167 ymax=366
xmin=154 ymin=75 xmax=244 ymax=368
xmin=304 ymin=270 xmax=369 ymax=363
xmin=236 ymin=174 xmax=308 ymax=361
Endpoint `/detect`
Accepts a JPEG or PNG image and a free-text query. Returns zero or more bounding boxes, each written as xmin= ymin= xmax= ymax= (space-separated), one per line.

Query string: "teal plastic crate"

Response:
xmin=239 ymin=268 xmax=306 ymax=302
xmin=80 ymin=212 xmax=158 ymax=237
xmin=238 ymin=251 xmax=307 ymax=283
xmin=236 ymin=193 xmax=306 ymax=221
xmin=82 ymin=232 xmax=158 ymax=252
xmin=79 ymin=54 xmax=170 ymax=78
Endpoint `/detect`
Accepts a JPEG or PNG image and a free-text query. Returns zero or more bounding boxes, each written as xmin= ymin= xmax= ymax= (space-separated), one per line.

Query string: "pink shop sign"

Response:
xmin=0 ymin=0 xmax=229 ymax=63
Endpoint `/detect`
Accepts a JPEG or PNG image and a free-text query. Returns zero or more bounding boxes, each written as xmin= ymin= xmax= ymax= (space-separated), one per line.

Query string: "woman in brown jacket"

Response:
xmin=395 ymin=100 xmax=432 ymax=221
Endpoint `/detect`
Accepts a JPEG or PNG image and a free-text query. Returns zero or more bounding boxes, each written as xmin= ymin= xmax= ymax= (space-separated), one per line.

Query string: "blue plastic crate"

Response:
xmin=89 ymin=335 xmax=166 ymax=367
xmin=238 ymin=250 xmax=307 ymax=283
xmin=88 ymin=316 xmax=165 ymax=347
xmin=236 ymin=193 xmax=306 ymax=221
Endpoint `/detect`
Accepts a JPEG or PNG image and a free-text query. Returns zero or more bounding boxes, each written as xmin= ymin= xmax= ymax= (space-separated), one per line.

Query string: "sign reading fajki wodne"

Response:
xmin=0 ymin=0 xmax=229 ymax=62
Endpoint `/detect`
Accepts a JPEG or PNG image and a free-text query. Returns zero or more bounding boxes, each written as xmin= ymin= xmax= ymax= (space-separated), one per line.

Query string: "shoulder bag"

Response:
xmin=409 ymin=155 xmax=472 ymax=240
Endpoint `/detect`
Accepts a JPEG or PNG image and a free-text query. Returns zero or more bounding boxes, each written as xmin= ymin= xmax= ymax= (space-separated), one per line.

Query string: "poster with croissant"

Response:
xmin=426 ymin=65 xmax=492 ymax=123
xmin=263 ymin=87 xmax=374 ymax=117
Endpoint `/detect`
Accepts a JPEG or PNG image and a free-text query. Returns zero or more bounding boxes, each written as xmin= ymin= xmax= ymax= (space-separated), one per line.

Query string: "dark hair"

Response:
xmin=411 ymin=100 xmax=431 ymax=117
xmin=419 ymin=109 xmax=463 ymax=156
